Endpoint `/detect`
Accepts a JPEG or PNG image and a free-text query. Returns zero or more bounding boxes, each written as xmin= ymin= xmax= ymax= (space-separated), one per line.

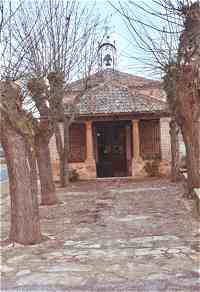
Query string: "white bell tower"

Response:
xmin=98 ymin=29 xmax=117 ymax=71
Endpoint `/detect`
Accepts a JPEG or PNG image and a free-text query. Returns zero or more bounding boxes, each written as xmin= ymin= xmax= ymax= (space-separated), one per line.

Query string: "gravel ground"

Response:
xmin=0 ymin=178 xmax=199 ymax=292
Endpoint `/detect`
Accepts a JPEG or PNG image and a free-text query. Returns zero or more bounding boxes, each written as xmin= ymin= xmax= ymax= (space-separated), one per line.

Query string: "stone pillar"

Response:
xmin=86 ymin=121 xmax=94 ymax=161
xmin=160 ymin=117 xmax=171 ymax=161
xmin=132 ymin=120 xmax=140 ymax=159
xmin=85 ymin=121 xmax=96 ymax=178
xmin=159 ymin=117 xmax=171 ymax=176
xmin=132 ymin=120 xmax=144 ymax=176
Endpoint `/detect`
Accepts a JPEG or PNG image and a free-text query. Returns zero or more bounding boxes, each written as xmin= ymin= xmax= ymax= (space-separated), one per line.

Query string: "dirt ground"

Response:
xmin=0 ymin=178 xmax=200 ymax=291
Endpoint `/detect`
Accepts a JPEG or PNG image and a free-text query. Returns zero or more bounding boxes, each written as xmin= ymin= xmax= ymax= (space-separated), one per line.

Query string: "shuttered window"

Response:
xmin=139 ymin=119 xmax=161 ymax=160
xmin=69 ymin=124 xmax=86 ymax=162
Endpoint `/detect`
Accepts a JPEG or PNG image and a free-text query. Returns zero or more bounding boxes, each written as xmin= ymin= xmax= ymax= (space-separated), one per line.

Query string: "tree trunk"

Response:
xmin=182 ymin=121 xmax=200 ymax=196
xmin=55 ymin=123 xmax=65 ymax=187
xmin=62 ymin=117 xmax=70 ymax=187
xmin=170 ymin=119 xmax=180 ymax=182
xmin=27 ymin=146 xmax=38 ymax=198
xmin=55 ymin=120 xmax=70 ymax=187
xmin=35 ymin=136 xmax=58 ymax=205
xmin=1 ymin=120 xmax=42 ymax=245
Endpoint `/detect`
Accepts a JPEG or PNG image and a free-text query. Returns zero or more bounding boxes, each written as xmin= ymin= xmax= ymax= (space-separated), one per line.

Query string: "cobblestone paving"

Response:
xmin=0 ymin=178 xmax=200 ymax=291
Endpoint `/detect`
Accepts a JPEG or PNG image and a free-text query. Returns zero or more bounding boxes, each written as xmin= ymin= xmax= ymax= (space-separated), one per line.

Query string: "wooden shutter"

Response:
xmin=139 ymin=119 xmax=161 ymax=160
xmin=68 ymin=124 xmax=86 ymax=162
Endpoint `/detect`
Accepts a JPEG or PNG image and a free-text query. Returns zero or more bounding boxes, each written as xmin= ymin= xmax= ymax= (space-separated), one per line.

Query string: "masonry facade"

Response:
xmin=49 ymin=69 xmax=176 ymax=180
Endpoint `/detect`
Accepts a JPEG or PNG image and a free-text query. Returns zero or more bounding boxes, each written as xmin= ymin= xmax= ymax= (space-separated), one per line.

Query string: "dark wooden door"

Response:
xmin=95 ymin=122 xmax=127 ymax=177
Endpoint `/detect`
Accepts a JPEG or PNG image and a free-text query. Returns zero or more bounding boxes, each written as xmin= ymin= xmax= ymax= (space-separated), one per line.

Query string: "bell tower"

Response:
xmin=98 ymin=28 xmax=117 ymax=71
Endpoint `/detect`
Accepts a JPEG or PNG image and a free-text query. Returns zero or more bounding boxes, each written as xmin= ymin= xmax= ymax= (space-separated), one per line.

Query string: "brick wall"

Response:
xmin=160 ymin=117 xmax=171 ymax=161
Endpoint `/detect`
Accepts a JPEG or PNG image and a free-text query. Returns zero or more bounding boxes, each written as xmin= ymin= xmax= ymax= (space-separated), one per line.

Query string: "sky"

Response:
xmin=80 ymin=0 xmax=166 ymax=79
xmin=94 ymin=1 xmax=135 ymax=73
xmin=7 ymin=0 xmax=191 ymax=80
xmin=82 ymin=0 xmax=196 ymax=79
xmin=90 ymin=0 xmax=146 ymax=76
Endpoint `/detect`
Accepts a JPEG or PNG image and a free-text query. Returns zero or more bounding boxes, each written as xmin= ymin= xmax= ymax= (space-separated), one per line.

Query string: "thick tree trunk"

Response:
xmin=59 ymin=151 xmax=69 ymax=187
xmin=35 ymin=136 xmax=58 ymax=205
xmin=27 ymin=146 xmax=38 ymax=198
xmin=1 ymin=121 xmax=42 ymax=245
xmin=182 ymin=122 xmax=200 ymax=196
xmin=170 ymin=119 xmax=180 ymax=182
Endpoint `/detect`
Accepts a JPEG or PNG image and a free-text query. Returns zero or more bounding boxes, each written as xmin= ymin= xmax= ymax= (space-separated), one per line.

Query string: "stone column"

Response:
xmin=132 ymin=120 xmax=140 ymax=159
xmin=160 ymin=117 xmax=171 ymax=161
xmin=159 ymin=117 xmax=171 ymax=176
xmin=132 ymin=120 xmax=144 ymax=176
xmin=86 ymin=121 xmax=94 ymax=161
xmin=85 ymin=121 xmax=96 ymax=178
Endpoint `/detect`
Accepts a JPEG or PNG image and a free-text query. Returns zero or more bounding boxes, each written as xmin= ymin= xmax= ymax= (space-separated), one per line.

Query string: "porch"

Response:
xmin=66 ymin=117 xmax=171 ymax=179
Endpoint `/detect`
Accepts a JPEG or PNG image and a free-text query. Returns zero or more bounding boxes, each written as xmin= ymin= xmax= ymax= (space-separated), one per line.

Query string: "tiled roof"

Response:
xmin=77 ymin=82 xmax=168 ymax=116
xmin=70 ymin=69 xmax=162 ymax=92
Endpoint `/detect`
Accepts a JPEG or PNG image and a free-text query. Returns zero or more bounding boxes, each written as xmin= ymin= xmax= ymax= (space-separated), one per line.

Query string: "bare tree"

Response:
xmin=16 ymin=0 xmax=103 ymax=188
xmin=0 ymin=82 xmax=42 ymax=244
xmin=0 ymin=0 xmax=3 ymax=33
xmin=0 ymin=0 xmax=45 ymax=244
xmin=0 ymin=1 xmax=44 ymax=244
xmin=53 ymin=32 xmax=101 ymax=187
xmin=111 ymin=0 xmax=200 ymax=194
xmin=170 ymin=119 xmax=180 ymax=181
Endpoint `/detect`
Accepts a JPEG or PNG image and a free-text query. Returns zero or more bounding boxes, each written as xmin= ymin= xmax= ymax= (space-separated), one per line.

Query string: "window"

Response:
xmin=139 ymin=119 xmax=161 ymax=160
xmin=68 ymin=124 xmax=86 ymax=162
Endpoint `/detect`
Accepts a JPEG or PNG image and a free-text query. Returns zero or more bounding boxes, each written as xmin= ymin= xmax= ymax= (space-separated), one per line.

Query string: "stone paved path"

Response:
xmin=0 ymin=178 xmax=200 ymax=291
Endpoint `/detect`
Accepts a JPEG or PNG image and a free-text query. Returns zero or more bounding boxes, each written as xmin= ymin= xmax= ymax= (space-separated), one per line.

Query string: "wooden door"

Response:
xmin=96 ymin=122 xmax=127 ymax=177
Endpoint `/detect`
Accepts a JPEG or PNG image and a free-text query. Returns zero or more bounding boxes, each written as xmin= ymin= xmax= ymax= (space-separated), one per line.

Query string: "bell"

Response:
xmin=103 ymin=54 xmax=112 ymax=66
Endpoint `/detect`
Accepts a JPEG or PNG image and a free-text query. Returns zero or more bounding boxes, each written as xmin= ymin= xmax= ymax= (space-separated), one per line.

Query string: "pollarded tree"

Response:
xmin=16 ymin=0 xmax=103 ymax=187
xmin=27 ymin=77 xmax=58 ymax=205
xmin=0 ymin=0 xmax=43 ymax=244
xmin=0 ymin=82 xmax=42 ymax=244
xmin=177 ymin=2 xmax=200 ymax=192
xmin=112 ymin=0 xmax=200 ymax=195
xmin=163 ymin=1 xmax=200 ymax=194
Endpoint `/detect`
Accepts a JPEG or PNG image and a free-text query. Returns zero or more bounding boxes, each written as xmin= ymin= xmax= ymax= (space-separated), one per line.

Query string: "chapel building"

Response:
xmin=50 ymin=37 xmax=178 ymax=180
